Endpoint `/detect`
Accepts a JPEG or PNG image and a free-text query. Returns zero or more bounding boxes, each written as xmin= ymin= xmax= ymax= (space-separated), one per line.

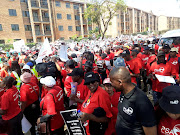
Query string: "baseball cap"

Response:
xmin=84 ymin=61 xmax=93 ymax=69
xmin=159 ymin=85 xmax=180 ymax=114
xmin=103 ymin=78 xmax=111 ymax=85
xmin=66 ymin=59 xmax=75 ymax=66
xmin=23 ymin=65 xmax=31 ymax=70
xmin=20 ymin=72 xmax=32 ymax=83
xmin=113 ymin=57 xmax=125 ymax=68
xmin=40 ymin=76 xmax=56 ymax=87
xmin=163 ymin=44 xmax=171 ymax=49
xmin=121 ymin=50 xmax=130 ymax=57
xmin=84 ymin=72 xmax=99 ymax=85
xmin=170 ymin=47 xmax=178 ymax=53
xmin=157 ymin=51 xmax=165 ymax=57
xmin=26 ymin=62 xmax=34 ymax=67
xmin=68 ymin=68 xmax=84 ymax=77
xmin=71 ymin=53 xmax=77 ymax=58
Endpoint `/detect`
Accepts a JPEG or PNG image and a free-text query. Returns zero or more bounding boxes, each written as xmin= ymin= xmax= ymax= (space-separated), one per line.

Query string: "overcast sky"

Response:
xmin=125 ymin=0 xmax=180 ymax=17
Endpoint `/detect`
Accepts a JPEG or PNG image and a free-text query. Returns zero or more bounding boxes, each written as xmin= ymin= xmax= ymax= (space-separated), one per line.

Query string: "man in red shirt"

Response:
xmin=140 ymin=46 xmax=150 ymax=70
xmin=105 ymin=47 xmax=114 ymax=60
xmin=162 ymin=44 xmax=170 ymax=61
xmin=121 ymin=50 xmax=140 ymax=84
xmin=149 ymin=51 xmax=178 ymax=104
xmin=68 ymin=68 xmax=89 ymax=110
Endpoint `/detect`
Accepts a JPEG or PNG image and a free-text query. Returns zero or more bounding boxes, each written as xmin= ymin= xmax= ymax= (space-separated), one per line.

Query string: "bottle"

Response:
xmin=77 ymin=110 xmax=88 ymax=127
xmin=71 ymin=85 xmax=76 ymax=95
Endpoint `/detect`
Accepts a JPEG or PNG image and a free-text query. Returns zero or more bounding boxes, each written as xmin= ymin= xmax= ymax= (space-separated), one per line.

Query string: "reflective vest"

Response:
xmin=12 ymin=71 xmax=22 ymax=91
xmin=31 ymin=66 xmax=41 ymax=81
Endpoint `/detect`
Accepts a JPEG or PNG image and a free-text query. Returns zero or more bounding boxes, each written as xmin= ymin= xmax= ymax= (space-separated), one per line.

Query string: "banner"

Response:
xmin=13 ymin=40 xmax=26 ymax=52
xmin=60 ymin=109 xmax=86 ymax=135
xmin=36 ymin=38 xmax=52 ymax=64
xmin=58 ymin=44 xmax=69 ymax=62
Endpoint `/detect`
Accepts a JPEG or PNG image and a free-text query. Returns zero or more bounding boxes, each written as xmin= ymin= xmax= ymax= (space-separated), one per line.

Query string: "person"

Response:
xmin=109 ymin=67 xmax=157 ymax=135
xmin=20 ymin=72 xmax=40 ymax=135
xmin=162 ymin=44 xmax=171 ymax=61
xmin=121 ymin=50 xmax=140 ymax=84
xmin=103 ymin=78 xmax=121 ymax=135
xmin=37 ymin=76 xmax=65 ymax=135
xmin=0 ymin=62 xmax=10 ymax=79
xmin=0 ymin=76 xmax=23 ymax=135
xmin=80 ymin=72 xmax=112 ymax=135
xmin=68 ymin=68 xmax=89 ymax=110
xmin=149 ymin=51 xmax=178 ymax=104
xmin=157 ymin=85 xmax=180 ymax=135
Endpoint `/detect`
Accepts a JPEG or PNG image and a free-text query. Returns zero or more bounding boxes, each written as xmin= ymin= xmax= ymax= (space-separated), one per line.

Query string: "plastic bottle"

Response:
xmin=71 ymin=85 xmax=76 ymax=95
xmin=77 ymin=110 xmax=88 ymax=126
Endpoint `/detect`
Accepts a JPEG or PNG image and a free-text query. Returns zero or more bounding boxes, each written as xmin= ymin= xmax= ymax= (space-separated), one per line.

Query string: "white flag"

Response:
xmin=36 ymin=38 xmax=52 ymax=64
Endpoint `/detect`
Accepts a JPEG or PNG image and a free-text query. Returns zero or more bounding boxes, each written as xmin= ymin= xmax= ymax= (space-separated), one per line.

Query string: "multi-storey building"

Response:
xmin=158 ymin=15 xmax=180 ymax=31
xmin=105 ymin=7 xmax=158 ymax=37
xmin=0 ymin=0 xmax=92 ymax=43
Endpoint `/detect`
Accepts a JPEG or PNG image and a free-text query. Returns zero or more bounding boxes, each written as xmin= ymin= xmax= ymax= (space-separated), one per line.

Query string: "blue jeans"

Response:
xmin=152 ymin=91 xmax=162 ymax=105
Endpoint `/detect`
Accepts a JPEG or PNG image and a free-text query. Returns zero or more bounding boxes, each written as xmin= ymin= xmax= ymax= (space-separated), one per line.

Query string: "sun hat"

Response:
xmin=159 ymin=85 xmax=180 ymax=114
xmin=20 ymin=72 xmax=32 ymax=83
xmin=40 ymin=76 xmax=56 ymax=87
xmin=170 ymin=47 xmax=178 ymax=53
xmin=22 ymin=65 xmax=31 ymax=70
xmin=103 ymin=78 xmax=111 ymax=85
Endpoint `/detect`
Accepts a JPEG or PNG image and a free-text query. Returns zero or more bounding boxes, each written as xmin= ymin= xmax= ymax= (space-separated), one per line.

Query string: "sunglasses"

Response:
xmin=86 ymin=81 xmax=96 ymax=85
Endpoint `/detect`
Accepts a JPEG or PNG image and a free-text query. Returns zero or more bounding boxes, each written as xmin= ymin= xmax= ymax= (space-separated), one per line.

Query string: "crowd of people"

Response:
xmin=0 ymin=37 xmax=180 ymax=135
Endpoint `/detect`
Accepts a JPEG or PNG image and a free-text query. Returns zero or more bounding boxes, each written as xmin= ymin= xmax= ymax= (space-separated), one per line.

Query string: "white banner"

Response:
xmin=36 ymin=38 xmax=52 ymax=64
xmin=58 ymin=45 xmax=69 ymax=62
xmin=13 ymin=40 xmax=26 ymax=52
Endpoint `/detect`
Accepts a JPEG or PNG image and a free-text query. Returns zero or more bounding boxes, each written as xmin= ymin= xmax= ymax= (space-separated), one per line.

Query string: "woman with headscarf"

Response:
xmin=0 ymin=76 xmax=23 ymax=135
xmin=80 ymin=72 xmax=112 ymax=135
xmin=20 ymin=72 xmax=40 ymax=135
xmin=37 ymin=76 xmax=65 ymax=135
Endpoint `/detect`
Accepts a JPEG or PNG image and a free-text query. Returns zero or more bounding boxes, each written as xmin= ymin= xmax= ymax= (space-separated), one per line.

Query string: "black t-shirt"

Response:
xmin=116 ymin=86 xmax=156 ymax=135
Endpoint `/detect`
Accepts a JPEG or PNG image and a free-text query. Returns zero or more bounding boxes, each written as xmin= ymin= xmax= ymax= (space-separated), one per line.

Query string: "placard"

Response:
xmin=60 ymin=109 xmax=86 ymax=135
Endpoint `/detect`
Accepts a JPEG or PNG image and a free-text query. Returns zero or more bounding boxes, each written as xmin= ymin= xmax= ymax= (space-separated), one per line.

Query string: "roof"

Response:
xmin=161 ymin=29 xmax=180 ymax=38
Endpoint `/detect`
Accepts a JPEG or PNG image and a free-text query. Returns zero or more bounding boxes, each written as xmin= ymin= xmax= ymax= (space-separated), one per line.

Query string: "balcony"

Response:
xmin=31 ymin=0 xmax=39 ymax=8
xmin=35 ymin=30 xmax=43 ymax=36
xmin=41 ymin=3 xmax=48 ymax=9
xmin=42 ymin=17 xmax=49 ymax=22
xmin=44 ymin=31 xmax=51 ymax=35
xmin=33 ymin=16 xmax=41 ymax=22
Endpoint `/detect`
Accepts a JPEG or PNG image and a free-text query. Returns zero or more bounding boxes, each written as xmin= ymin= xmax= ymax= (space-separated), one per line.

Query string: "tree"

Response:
xmin=84 ymin=0 xmax=127 ymax=39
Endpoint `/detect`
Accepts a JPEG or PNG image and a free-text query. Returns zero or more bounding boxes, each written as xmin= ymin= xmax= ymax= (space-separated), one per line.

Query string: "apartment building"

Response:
xmin=105 ymin=7 xmax=158 ymax=37
xmin=158 ymin=15 xmax=180 ymax=31
xmin=0 ymin=0 xmax=92 ymax=43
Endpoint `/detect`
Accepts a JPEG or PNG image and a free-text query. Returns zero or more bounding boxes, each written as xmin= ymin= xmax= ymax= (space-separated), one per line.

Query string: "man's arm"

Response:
xmin=143 ymin=126 xmax=157 ymax=135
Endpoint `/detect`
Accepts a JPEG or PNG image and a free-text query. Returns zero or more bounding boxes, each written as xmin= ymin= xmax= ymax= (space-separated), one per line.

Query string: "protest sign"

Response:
xmin=58 ymin=44 xmax=69 ymax=62
xmin=60 ymin=109 xmax=86 ymax=135
xmin=13 ymin=40 xmax=26 ymax=52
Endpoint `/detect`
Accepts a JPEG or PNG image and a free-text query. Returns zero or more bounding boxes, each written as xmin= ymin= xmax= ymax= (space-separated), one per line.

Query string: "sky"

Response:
xmin=125 ymin=0 xmax=180 ymax=17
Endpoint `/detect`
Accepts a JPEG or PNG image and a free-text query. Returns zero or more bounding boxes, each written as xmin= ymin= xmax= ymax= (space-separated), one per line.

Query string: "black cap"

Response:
xmin=84 ymin=61 xmax=93 ymax=69
xmin=144 ymin=46 xmax=150 ymax=50
xmin=71 ymin=53 xmax=77 ymax=58
xmin=163 ymin=44 xmax=171 ymax=49
xmin=157 ymin=51 xmax=165 ymax=57
xmin=68 ymin=68 xmax=84 ymax=77
xmin=121 ymin=50 xmax=130 ymax=57
xmin=66 ymin=59 xmax=75 ymax=66
xmin=131 ymin=49 xmax=139 ymax=54
xmin=84 ymin=72 xmax=99 ymax=85
xmin=35 ymin=63 xmax=47 ymax=74
xmin=159 ymin=85 xmax=180 ymax=114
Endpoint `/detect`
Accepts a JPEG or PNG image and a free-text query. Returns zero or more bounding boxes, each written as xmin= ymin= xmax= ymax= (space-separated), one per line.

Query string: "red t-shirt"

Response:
xmin=0 ymin=88 xmax=4 ymax=108
xmin=106 ymin=53 xmax=114 ymax=60
xmin=20 ymin=82 xmax=39 ymax=107
xmin=81 ymin=86 xmax=113 ymax=135
xmin=1 ymin=86 xmax=21 ymax=120
xmin=132 ymin=57 xmax=143 ymax=71
xmin=30 ymin=75 xmax=38 ymax=85
xmin=76 ymin=79 xmax=89 ymax=110
xmin=149 ymin=62 xmax=177 ymax=93
xmin=64 ymin=75 xmax=73 ymax=97
xmin=158 ymin=114 xmax=180 ymax=135
xmin=61 ymin=69 xmax=67 ymax=84
xmin=125 ymin=59 xmax=140 ymax=84
xmin=141 ymin=54 xmax=150 ymax=69
xmin=168 ymin=57 xmax=180 ymax=75
xmin=0 ymin=69 xmax=9 ymax=78
xmin=40 ymin=86 xmax=65 ymax=131
xmin=165 ymin=53 xmax=170 ymax=61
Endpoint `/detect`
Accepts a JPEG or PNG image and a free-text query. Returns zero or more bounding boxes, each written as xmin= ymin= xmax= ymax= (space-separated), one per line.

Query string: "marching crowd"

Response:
xmin=0 ymin=38 xmax=180 ymax=135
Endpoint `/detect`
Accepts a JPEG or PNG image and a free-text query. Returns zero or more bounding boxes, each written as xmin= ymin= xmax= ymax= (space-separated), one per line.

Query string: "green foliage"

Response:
xmin=26 ymin=43 xmax=36 ymax=48
xmin=84 ymin=0 xmax=127 ymax=39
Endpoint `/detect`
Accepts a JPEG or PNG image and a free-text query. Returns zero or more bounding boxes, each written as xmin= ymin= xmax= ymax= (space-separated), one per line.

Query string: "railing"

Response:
xmin=31 ymin=0 xmax=39 ymax=8
xmin=42 ymin=17 xmax=49 ymax=22
xmin=44 ymin=31 xmax=51 ymax=35
xmin=35 ymin=30 xmax=43 ymax=36
xmin=33 ymin=16 xmax=41 ymax=22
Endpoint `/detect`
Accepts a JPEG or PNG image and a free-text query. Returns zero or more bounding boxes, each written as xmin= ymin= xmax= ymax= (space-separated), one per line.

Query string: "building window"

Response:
xmin=57 ymin=13 xmax=62 ymax=19
xmin=22 ymin=11 xmax=29 ymax=17
xmin=66 ymin=3 xmax=70 ymax=8
xmin=76 ymin=26 xmax=81 ymax=31
xmin=118 ymin=22 xmax=119 ymax=27
xmin=88 ymin=26 xmax=92 ymax=31
xmin=20 ymin=0 xmax=27 ymax=2
xmin=0 ymin=40 xmax=5 ymax=44
xmin=75 ymin=15 xmax=80 ymax=20
xmin=0 ymin=24 xmax=2 ymax=31
xmin=27 ymin=39 xmax=33 ymax=43
xmin=44 ymin=25 xmax=50 ymax=31
xmin=68 ymin=26 xmax=72 ymax=31
xmin=67 ymin=14 xmax=71 ymax=20
xmin=73 ymin=4 xmax=79 ymax=9
xmin=9 ymin=9 xmax=17 ymax=16
xmin=55 ymin=1 xmax=60 ymax=7
xmin=58 ymin=25 xmax=63 ymax=31
xmin=117 ymin=14 xmax=119 ymax=19
xmin=9 ymin=0 xmax=15 ymax=1
xmin=25 ymin=25 xmax=31 ymax=31
xmin=60 ymin=37 xmax=64 ymax=40
xmin=14 ymin=39 xmax=21 ymax=41
xmin=11 ymin=24 xmax=19 ymax=31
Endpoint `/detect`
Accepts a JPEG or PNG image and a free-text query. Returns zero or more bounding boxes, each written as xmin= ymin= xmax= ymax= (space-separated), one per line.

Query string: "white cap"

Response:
xmin=40 ymin=76 xmax=56 ymax=87
xmin=23 ymin=65 xmax=31 ymax=70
